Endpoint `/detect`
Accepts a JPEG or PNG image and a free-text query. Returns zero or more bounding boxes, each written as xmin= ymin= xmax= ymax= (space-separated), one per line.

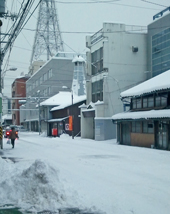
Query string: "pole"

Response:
xmin=71 ymin=90 xmax=74 ymax=139
xmin=0 ymin=23 xmax=3 ymax=149
xmin=38 ymin=91 xmax=41 ymax=135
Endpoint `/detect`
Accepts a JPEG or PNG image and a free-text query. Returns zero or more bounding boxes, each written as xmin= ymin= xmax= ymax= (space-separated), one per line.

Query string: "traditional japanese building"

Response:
xmin=112 ymin=69 xmax=170 ymax=150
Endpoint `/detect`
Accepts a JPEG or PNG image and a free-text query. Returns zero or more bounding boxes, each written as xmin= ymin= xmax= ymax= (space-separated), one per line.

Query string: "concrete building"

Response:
xmin=147 ymin=7 xmax=170 ymax=77
xmin=81 ymin=23 xmax=148 ymax=140
xmin=23 ymin=52 xmax=76 ymax=132
xmin=28 ymin=60 xmax=46 ymax=76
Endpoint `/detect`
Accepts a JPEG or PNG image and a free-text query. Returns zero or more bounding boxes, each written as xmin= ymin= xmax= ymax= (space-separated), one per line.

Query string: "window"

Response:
xmin=155 ymin=94 xmax=167 ymax=107
xmin=152 ymin=27 xmax=170 ymax=76
xmin=91 ymin=47 xmax=103 ymax=75
xmin=35 ymin=79 xmax=39 ymax=87
xmin=43 ymin=88 xmax=48 ymax=97
xmin=40 ymin=76 xmax=43 ymax=84
xmin=48 ymin=69 xmax=52 ymax=78
xmin=132 ymin=99 xmax=137 ymax=109
xmin=155 ymin=96 xmax=161 ymax=107
xmin=136 ymin=98 xmax=141 ymax=108
xmin=92 ymin=80 xmax=103 ymax=102
xmin=142 ymin=96 xmax=153 ymax=108
xmin=132 ymin=121 xmax=141 ymax=133
xmin=48 ymin=86 xmax=51 ymax=95
xmin=132 ymin=98 xmax=141 ymax=109
xmin=43 ymin=73 xmax=47 ymax=81
xmin=148 ymin=97 xmax=154 ymax=107
xmin=143 ymin=121 xmax=154 ymax=133
xmin=143 ymin=98 xmax=147 ymax=108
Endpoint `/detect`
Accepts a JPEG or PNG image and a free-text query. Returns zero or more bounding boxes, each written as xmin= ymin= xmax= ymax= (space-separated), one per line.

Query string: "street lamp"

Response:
xmin=1 ymin=67 xmax=17 ymax=89
xmin=62 ymin=85 xmax=74 ymax=139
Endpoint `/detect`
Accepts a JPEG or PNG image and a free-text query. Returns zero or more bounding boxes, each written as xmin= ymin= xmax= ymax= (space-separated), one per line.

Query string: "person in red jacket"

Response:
xmin=9 ymin=127 xmax=17 ymax=149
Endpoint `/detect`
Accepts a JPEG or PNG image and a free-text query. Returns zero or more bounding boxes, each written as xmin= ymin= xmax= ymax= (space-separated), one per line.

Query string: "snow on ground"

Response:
xmin=0 ymin=132 xmax=170 ymax=214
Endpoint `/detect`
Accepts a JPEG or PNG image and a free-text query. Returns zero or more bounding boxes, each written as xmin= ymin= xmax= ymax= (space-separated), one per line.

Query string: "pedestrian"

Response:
xmin=9 ymin=127 xmax=17 ymax=149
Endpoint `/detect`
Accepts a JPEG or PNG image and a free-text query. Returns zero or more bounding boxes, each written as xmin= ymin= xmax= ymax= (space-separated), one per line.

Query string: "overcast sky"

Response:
xmin=1 ymin=0 xmax=169 ymax=97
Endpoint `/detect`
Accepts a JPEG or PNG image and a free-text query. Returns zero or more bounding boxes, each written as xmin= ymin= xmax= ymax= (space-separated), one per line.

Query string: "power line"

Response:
xmin=54 ymin=0 xmax=167 ymax=10
xmin=140 ymin=0 xmax=167 ymax=8
xmin=54 ymin=0 xmax=120 ymax=4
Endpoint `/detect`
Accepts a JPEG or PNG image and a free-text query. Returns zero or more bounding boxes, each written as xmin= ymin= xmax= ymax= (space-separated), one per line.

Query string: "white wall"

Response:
xmin=102 ymin=23 xmax=147 ymax=117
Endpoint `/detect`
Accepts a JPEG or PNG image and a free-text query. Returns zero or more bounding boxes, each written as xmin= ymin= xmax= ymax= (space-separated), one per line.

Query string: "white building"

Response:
xmin=81 ymin=23 xmax=148 ymax=140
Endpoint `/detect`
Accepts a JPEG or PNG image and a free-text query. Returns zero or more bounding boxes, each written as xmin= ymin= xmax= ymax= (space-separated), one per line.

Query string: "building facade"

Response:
xmin=82 ymin=23 xmax=148 ymax=140
xmin=39 ymin=55 xmax=86 ymax=136
xmin=112 ymin=69 xmax=170 ymax=150
xmin=22 ymin=53 xmax=76 ymax=131
xmin=147 ymin=8 xmax=170 ymax=77
xmin=11 ymin=75 xmax=29 ymax=125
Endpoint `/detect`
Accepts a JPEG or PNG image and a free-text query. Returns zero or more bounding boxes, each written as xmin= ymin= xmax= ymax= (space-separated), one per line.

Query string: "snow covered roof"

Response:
xmin=47 ymin=92 xmax=86 ymax=111
xmin=112 ymin=109 xmax=170 ymax=121
xmin=48 ymin=116 xmax=69 ymax=122
xmin=2 ymin=114 xmax=12 ymax=120
xmin=121 ymin=69 xmax=170 ymax=98
xmin=72 ymin=55 xmax=85 ymax=63
xmin=40 ymin=91 xmax=69 ymax=106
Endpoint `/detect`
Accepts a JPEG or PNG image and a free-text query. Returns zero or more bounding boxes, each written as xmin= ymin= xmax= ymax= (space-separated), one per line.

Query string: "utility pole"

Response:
xmin=37 ymin=90 xmax=41 ymax=135
xmin=0 ymin=0 xmax=36 ymax=149
xmin=0 ymin=20 xmax=3 ymax=149
xmin=71 ymin=90 xmax=74 ymax=139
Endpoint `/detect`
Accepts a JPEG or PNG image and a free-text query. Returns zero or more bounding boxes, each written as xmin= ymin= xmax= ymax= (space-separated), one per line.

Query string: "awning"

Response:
xmin=112 ymin=109 xmax=170 ymax=121
xmin=47 ymin=116 xmax=69 ymax=123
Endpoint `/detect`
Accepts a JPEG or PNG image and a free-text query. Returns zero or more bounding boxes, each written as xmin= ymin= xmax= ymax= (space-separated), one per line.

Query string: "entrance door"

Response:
xmin=122 ymin=123 xmax=131 ymax=145
xmin=158 ymin=122 xmax=168 ymax=149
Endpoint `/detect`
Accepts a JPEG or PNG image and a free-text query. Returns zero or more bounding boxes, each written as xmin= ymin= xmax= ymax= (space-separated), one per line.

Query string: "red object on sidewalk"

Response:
xmin=52 ymin=128 xmax=58 ymax=137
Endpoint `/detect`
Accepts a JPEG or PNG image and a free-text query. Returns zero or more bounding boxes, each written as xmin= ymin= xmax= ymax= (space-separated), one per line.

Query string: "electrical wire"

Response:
xmin=54 ymin=0 xmax=120 ymax=4
xmin=140 ymin=0 xmax=167 ymax=8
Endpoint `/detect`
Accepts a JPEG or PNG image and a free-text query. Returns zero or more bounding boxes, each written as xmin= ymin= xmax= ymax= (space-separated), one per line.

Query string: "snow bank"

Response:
xmin=0 ymin=159 xmax=68 ymax=212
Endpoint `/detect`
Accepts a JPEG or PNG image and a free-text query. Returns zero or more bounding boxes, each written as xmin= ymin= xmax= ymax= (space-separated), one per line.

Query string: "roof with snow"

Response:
xmin=112 ymin=109 xmax=170 ymax=121
xmin=2 ymin=114 xmax=12 ymax=120
xmin=40 ymin=91 xmax=86 ymax=111
xmin=72 ymin=55 xmax=85 ymax=63
xmin=121 ymin=69 xmax=170 ymax=98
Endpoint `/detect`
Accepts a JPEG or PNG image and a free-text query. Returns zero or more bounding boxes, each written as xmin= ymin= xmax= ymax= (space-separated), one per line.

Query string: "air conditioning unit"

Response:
xmin=132 ymin=46 xmax=138 ymax=52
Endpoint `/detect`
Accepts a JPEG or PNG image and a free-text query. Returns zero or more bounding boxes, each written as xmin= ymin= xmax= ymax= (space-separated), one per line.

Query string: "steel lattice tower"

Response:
xmin=30 ymin=0 xmax=64 ymax=65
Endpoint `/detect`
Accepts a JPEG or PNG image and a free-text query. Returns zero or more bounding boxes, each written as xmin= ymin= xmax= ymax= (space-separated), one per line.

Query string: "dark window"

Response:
xmin=91 ymin=47 xmax=103 ymax=75
xmin=143 ymin=121 xmax=154 ymax=133
xmin=155 ymin=94 xmax=167 ymax=107
xmin=136 ymin=98 xmax=141 ymax=108
xmin=143 ymin=98 xmax=147 ymax=108
xmin=148 ymin=97 xmax=154 ymax=107
xmin=92 ymin=80 xmax=103 ymax=102
xmin=132 ymin=99 xmax=137 ymax=109
xmin=155 ymin=96 xmax=161 ymax=107
xmin=132 ymin=121 xmax=141 ymax=133
xmin=132 ymin=98 xmax=141 ymax=109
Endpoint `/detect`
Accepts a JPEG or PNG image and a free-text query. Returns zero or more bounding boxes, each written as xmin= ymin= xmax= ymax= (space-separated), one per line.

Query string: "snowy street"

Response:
xmin=0 ymin=132 xmax=170 ymax=214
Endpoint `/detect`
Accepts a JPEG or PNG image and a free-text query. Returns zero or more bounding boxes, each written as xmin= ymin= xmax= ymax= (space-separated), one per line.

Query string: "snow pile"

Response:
xmin=0 ymin=159 xmax=68 ymax=212
xmin=40 ymin=131 xmax=47 ymax=137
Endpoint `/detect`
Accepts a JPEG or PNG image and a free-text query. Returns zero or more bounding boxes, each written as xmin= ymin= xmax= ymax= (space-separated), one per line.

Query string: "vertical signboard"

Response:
xmin=69 ymin=116 xmax=73 ymax=131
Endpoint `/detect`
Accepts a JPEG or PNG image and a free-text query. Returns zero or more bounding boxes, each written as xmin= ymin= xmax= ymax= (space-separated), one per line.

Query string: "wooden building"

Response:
xmin=112 ymin=70 xmax=170 ymax=150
